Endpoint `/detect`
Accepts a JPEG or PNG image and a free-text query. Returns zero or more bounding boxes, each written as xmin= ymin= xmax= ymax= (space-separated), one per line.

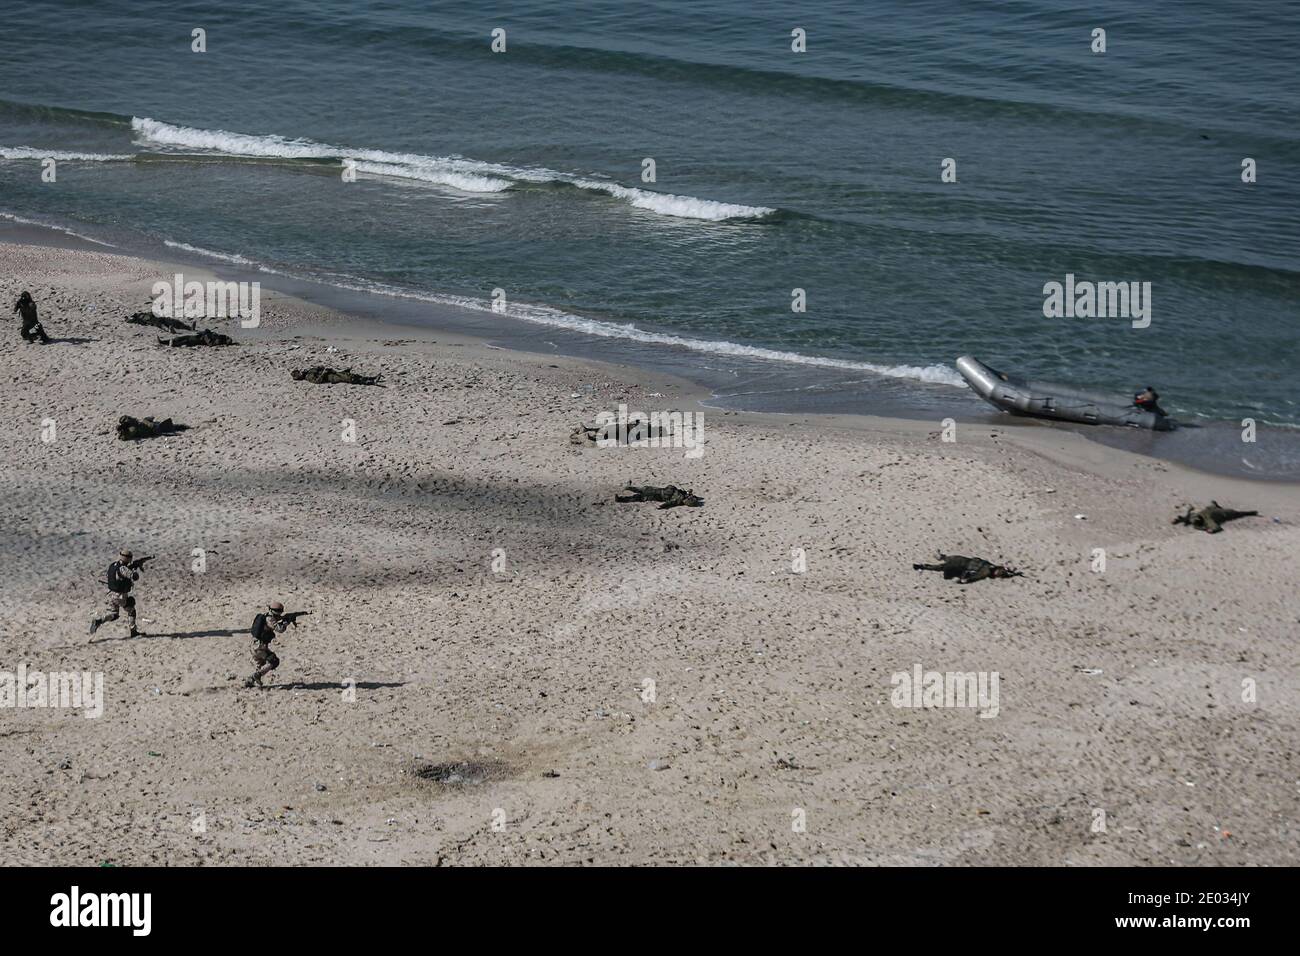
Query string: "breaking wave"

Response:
xmin=0 ymin=146 xmax=132 ymax=161
xmin=0 ymin=210 xmax=117 ymax=246
xmin=130 ymin=116 xmax=774 ymax=219
xmin=162 ymin=239 xmax=957 ymax=386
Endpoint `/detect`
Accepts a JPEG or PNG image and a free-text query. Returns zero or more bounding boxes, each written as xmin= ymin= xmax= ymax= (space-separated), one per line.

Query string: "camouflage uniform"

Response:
xmin=291 ymin=366 xmax=382 ymax=386
xmin=96 ymin=592 xmax=137 ymax=631
xmin=1173 ymin=502 xmax=1258 ymax=534
xmin=615 ymin=484 xmax=704 ymax=509
xmin=89 ymin=556 xmax=141 ymax=637
xmin=913 ymin=554 xmax=1016 ymax=584
xmin=116 ymin=415 xmax=186 ymax=440
xmin=245 ymin=607 xmax=287 ymax=687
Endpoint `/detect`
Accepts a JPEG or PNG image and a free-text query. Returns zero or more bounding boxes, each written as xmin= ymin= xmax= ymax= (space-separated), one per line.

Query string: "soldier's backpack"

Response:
xmin=251 ymin=613 xmax=274 ymax=643
xmin=105 ymin=561 xmax=131 ymax=593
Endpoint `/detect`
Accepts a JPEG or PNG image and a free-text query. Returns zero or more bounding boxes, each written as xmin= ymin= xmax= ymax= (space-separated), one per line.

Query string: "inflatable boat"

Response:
xmin=955 ymin=356 xmax=1173 ymax=430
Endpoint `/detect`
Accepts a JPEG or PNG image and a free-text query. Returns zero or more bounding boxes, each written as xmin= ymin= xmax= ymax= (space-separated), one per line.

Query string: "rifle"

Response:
xmin=128 ymin=556 xmax=155 ymax=572
xmin=280 ymin=610 xmax=312 ymax=627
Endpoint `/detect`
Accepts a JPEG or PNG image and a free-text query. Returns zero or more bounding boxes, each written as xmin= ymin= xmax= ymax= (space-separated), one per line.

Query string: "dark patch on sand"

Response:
xmin=410 ymin=759 xmax=510 ymax=787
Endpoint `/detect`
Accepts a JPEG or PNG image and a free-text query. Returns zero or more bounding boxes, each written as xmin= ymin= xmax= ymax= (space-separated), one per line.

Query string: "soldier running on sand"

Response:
xmin=244 ymin=602 xmax=311 ymax=688
xmin=89 ymin=549 xmax=151 ymax=638
xmin=13 ymin=291 xmax=52 ymax=344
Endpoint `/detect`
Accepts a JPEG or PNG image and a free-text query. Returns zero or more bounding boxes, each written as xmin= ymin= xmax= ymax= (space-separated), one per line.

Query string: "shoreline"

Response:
xmin=4 ymin=214 xmax=1296 ymax=484
xmin=3 ymin=237 xmax=1298 ymax=865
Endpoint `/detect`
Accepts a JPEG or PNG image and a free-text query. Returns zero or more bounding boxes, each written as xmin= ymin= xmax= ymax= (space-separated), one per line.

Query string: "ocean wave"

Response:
xmin=150 ymin=237 xmax=959 ymax=386
xmin=0 ymin=210 xmax=116 ymax=246
xmin=307 ymin=269 xmax=961 ymax=385
xmin=130 ymin=116 xmax=774 ymax=219
xmin=351 ymin=160 xmax=510 ymax=194
xmin=570 ymin=179 xmax=772 ymax=221
xmin=162 ymin=239 xmax=265 ymax=268
xmin=0 ymin=146 xmax=133 ymax=161
xmin=0 ymin=97 xmax=131 ymax=127
xmin=484 ymin=304 xmax=967 ymax=384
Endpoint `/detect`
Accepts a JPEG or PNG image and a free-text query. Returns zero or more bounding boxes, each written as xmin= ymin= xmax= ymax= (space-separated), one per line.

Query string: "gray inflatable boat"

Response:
xmin=955 ymin=356 xmax=1173 ymax=430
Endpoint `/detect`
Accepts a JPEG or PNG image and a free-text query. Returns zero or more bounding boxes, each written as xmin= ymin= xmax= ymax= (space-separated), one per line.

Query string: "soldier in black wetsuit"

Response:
xmin=913 ymin=553 xmax=1020 ymax=584
xmin=1132 ymin=386 xmax=1168 ymax=418
xmin=13 ymin=291 xmax=52 ymax=343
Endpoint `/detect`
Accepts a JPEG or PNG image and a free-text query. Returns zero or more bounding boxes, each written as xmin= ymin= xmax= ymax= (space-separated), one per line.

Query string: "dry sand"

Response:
xmin=1 ymin=240 xmax=1297 ymax=866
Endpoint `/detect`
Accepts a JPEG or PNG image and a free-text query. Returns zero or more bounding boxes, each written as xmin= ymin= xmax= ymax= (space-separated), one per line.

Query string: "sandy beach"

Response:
xmin=2 ymin=238 xmax=1297 ymax=866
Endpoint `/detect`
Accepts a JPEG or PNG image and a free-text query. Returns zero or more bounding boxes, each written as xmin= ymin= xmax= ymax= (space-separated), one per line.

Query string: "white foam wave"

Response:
xmin=161 ymin=239 xmax=292 ymax=275
xmin=574 ymin=180 xmax=773 ymax=220
xmin=0 ymin=146 xmax=132 ymax=161
xmin=351 ymin=161 xmax=510 ymax=194
xmin=0 ymin=210 xmax=116 ymax=246
xmin=163 ymin=239 xmax=257 ymax=266
xmin=146 ymin=235 xmax=958 ymax=387
xmin=132 ymin=118 xmax=320 ymax=158
xmin=306 ymin=270 xmax=963 ymax=386
xmin=130 ymin=117 xmax=773 ymax=218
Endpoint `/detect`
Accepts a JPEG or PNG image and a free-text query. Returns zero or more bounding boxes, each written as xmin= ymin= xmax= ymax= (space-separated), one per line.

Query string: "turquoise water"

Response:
xmin=2 ymin=1 xmax=1298 ymax=445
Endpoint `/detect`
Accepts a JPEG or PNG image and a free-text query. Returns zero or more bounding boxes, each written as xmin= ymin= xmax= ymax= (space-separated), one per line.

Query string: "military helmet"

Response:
xmin=119 ymin=549 xmax=133 ymax=561
xmin=268 ymin=601 xmax=284 ymax=613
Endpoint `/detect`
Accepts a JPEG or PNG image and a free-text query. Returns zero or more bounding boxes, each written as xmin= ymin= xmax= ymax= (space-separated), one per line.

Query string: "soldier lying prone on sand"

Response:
xmin=912 ymin=553 xmax=1021 ymax=584
xmin=116 ymin=415 xmax=190 ymax=441
xmin=615 ymin=484 xmax=704 ymax=509
xmin=1173 ymin=501 xmax=1258 ymax=534
xmin=157 ymin=329 xmax=233 ymax=347
xmin=570 ymin=417 xmax=667 ymax=445
xmin=126 ymin=310 xmax=195 ymax=333
xmin=291 ymin=366 xmax=384 ymax=386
